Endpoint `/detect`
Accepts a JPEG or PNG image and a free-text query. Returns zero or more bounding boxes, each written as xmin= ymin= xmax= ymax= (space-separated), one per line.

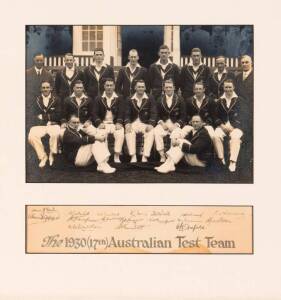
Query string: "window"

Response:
xmin=82 ymin=25 xmax=103 ymax=52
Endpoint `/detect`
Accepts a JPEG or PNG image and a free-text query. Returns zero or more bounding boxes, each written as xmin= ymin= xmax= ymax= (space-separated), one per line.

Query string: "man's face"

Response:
xmin=191 ymin=116 xmax=203 ymax=131
xmin=94 ymin=51 xmax=104 ymax=63
xmin=224 ymin=82 xmax=234 ymax=95
xmin=69 ymin=116 xmax=80 ymax=130
xmin=164 ymin=82 xmax=175 ymax=97
xmin=34 ymin=55 xmax=44 ymax=69
xmin=65 ymin=55 xmax=74 ymax=69
xmin=104 ymin=81 xmax=115 ymax=94
xmin=128 ymin=52 xmax=139 ymax=65
xmin=135 ymin=82 xmax=146 ymax=95
xmin=73 ymin=83 xmax=84 ymax=97
xmin=216 ymin=57 xmax=226 ymax=72
xmin=41 ymin=82 xmax=51 ymax=97
xmin=241 ymin=57 xmax=252 ymax=72
xmin=191 ymin=51 xmax=201 ymax=65
xmin=159 ymin=48 xmax=169 ymax=61
xmin=193 ymin=84 xmax=205 ymax=98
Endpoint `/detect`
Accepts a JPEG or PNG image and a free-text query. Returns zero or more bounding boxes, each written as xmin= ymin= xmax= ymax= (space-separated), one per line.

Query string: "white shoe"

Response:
xmin=229 ymin=161 xmax=236 ymax=172
xmin=156 ymin=160 xmax=175 ymax=173
xmin=49 ymin=153 xmax=55 ymax=166
xmin=39 ymin=156 xmax=48 ymax=168
xmin=114 ymin=153 xmax=121 ymax=163
xmin=160 ymin=155 xmax=166 ymax=163
xmin=141 ymin=156 xmax=148 ymax=163
xmin=97 ymin=163 xmax=116 ymax=174
xmin=130 ymin=155 xmax=137 ymax=163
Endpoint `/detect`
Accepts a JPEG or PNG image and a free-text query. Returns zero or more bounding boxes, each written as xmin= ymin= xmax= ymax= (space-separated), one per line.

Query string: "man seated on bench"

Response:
xmin=62 ymin=114 xmax=116 ymax=173
xmin=155 ymin=115 xmax=213 ymax=173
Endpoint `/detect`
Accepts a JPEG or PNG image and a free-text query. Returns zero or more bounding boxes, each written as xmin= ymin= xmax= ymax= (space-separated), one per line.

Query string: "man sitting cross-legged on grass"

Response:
xmin=62 ymin=114 xmax=116 ymax=173
xmin=155 ymin=115 xmax=213 ymax=173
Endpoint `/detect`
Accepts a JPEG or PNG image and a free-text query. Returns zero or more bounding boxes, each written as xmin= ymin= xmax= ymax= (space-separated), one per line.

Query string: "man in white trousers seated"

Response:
xmin=124 ymin=80 xmax=157 ymax=163
xmin=62 ymin=115 xmax=116 ymax=173
xmin=92 ymin=78 xmax=125 ymax=163
xmin=155 ymin=115 xmax=213 ymax=173
xmin=213 ymin=79 xmax=244 ymax=172
xmin=154 ymin=79 xmax=186 ymax=162
xmin=60 ymin=80 xmax=97 ymax=138
xmin=28 ymin=81 xmax=61 ymax=168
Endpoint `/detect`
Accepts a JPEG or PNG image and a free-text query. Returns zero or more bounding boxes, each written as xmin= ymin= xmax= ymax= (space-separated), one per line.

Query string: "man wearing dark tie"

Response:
xmin=148 ymin=45 xmax=180 ymax=100
xmin=83 ymin=48 xmax=115 ymax=100
xmin=209 ymin=56 xmax=235 ymax=100
xmin=115 ymin=49 xmax=149 ymax=98
xmin=180 ymin=48 xmax=211 ymax=100
xmin=54 ymin=53 xmax=84 ymax=101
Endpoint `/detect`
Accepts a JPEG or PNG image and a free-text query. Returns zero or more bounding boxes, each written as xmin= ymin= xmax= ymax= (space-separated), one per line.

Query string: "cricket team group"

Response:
xmin=26 ymin=45 xmax=253 ymax=174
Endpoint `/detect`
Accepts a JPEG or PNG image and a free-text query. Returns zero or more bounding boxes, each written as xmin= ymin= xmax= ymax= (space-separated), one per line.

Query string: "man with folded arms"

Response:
xmin=155 ymin=115 xmax=213 ymax=173
xmin=28 ymin=81 xmax=61 ymax=168
xmin=116 ymin=49 xmax=149 ymax=98
xmin=62 ymin=115 xmax=115 ymax=173
xmin=148 ymin=45 xmax=180 ymax=100
xmin=213 ymin=79 xmax=244 ymax=172
xmin=154 ymin=79 xmax=186 ymax=162
xmin=92 ymin=78 xmax=124 ymax=163
xmin=124 ymin=80 xmax=157 ymax=163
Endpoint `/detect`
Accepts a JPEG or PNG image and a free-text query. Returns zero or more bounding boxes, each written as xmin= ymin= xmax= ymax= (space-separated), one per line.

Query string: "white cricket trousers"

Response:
xmin=166 ymin=139 xmax=206 ymax=167
xmin=97 ymin=123 xmax=124 ymax=153
xmin=154 ymin=119 xmax=182 ymax=151
xmin=125 ymin=119 xmax=155 ymax=157
xmin=214 ymin=127 xmax=243 ymax=162
xmin=28 ymin=125 xmax=60 ymax=160
xmin=74 ymin=141 xmax=111 ymax=167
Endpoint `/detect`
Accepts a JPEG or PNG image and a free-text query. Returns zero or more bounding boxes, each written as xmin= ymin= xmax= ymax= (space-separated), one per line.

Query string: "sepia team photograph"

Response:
xmin=25 ymin=25 xmax=254 ymax=183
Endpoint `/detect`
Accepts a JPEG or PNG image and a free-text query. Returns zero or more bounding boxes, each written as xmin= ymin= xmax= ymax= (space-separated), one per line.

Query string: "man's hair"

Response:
xmin=159 ymin=45 xmax=170 ymax=51
xmin=33 ymin=52 xmax=44 ymax=58
xmin=73 ymin=80 xmax=84 ymax=87
xmin=163 ymin=78 xmax=174 ymax=86
xmin=193 ymin=81 xmax=205 ymax=89
xmin=216 ymin=55 xmax=226 ymax=61
xmin=68 ymin=114 xmax=79 ymax=121
xmin=191 ymin=48 xmax=202 ymax=55
xmin=64 ymin=53 xmax=74 ymax=58
xmin=93 ymin=48 xmax=104 ymax=54
xmin=128 ymin=49 xmax=138 ymax=56
xmin=240 ymin=55 xmax=252 ymax=62
xmin=224 ymin=79 xmax=235 ymax=86
xmin=135 ymin=79 xmax=146 ymax=85
xmin=41 ymin=80 xmax=52 ymax=87
xmin=103 ymin=77 xmax=115 ymax=85
xmin=191 ymin=114 xmax=203 ymax=121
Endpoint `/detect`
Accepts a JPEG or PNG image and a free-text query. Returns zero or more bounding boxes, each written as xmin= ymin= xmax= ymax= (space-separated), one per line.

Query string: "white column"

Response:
xmin=73 ymin=26 xmax=82 ymax=55
xmin=103 ymin=26 xmax=118 ymax=66
xmin=164 ymin=26 xmax=180 ymax=66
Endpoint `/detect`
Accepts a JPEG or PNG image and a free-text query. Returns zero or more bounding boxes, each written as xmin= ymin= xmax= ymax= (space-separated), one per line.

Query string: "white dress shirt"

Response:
xmin=42 ymin=94 xmax=51 ymax=107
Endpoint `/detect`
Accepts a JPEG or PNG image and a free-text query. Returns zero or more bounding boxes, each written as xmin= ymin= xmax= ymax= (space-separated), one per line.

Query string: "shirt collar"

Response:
xmin=131 ymin=92 xmax=149 ymax=101
xmin=221 ymin=91 xmax=238 ymax=100
xmin=194 ymin=94 xmax=206 ymax=101
xmin=126 ymin=63 xmax=141 ymax=69
xmin=66 ymin=66 xmax=75 ymax=71
xmin=243 ymin=68 xmax=252 ymax=75
xmin=35 ymin=67 xmax=42 ymax=73
xmin=71 ymin=92 xmax=86 ymax=99
xmin=188 ymin=61 xmax=203 ymax=67
xmin=214 ymin=68 xmax=227 ymax=74
xmin=92 ymin=62 xmax=107 ymax=68
xmin=102 ymin=91 xmax=118 ymax=100
xmin=165 ymin=93 xmax=174 ymax=100
xmin=41 ymin=93 xmax=51 ymax=100
xmin=156 ymin=59 xmax=173 ymax=66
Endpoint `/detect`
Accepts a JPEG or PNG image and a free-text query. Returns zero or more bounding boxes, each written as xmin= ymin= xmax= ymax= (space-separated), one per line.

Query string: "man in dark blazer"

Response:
xmin=148 ymin=45 xmax=180 ymax=100
xmin=180 ymin=48 xmax=211 ymax=100
xmin=92 ymin=78 xmax=124 ymax=163
xmin=209 ymin=56 xmax=235 ymax=100
xmin=83 ymin=48 xmax=115 ymax=100
xmin=115 ymin=49 xmax=149 ymax=98
xmin=26 ymin=53 xmax=54 ymax=115
xmin=61 ymin=80 xmax=96 ymax=137
xmin=213 ymin=79 xmax=245 ymax=172
xmin=28 ymin=81 xmax=61 ymax=168
xmin=62 ymin=115 xmax=115 ymax=173
xmin=155 ymin=115 xmax=213 ymax=173
xmin=124 ymin=80 xmax=157 ymax=163
xmin=154 ymin=79 xmax=186 ymax=162
xmin=54 ymin=53 xmax=84 ymax=101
